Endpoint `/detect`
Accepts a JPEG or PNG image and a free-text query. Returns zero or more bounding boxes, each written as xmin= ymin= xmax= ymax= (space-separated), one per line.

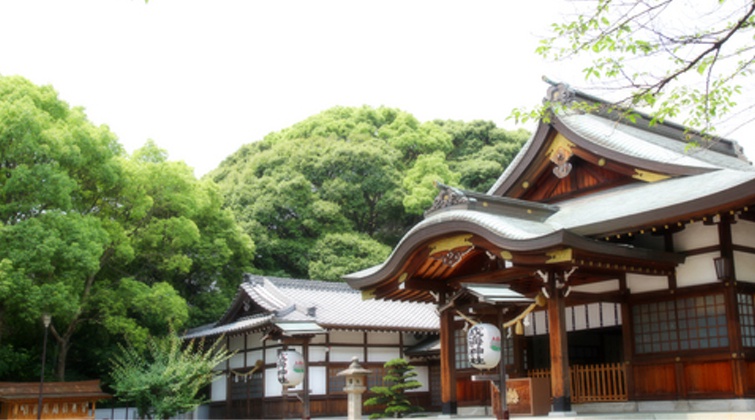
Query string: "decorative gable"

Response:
xmin=508 ymin=131 xmax=662 ymax=203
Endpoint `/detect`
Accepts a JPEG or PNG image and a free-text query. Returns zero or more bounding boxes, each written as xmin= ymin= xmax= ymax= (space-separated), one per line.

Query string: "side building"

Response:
xmin=184 ymin=274 xmax=440 ymax=419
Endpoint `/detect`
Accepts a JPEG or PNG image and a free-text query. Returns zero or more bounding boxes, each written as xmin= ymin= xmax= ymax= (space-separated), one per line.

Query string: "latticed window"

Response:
xmin=328 ymin=366 xmax=346 ymax=394
xmin=633 ymin=300 xmax=678 ymax=353
xmin=677 ymin=294 xmax=728 ymax=350
xmin=738 ymin=293 xmax=755 ymax=348
xmin=633 ymin=293 xmax=728 ymax=354
xmin=454 ymin=328 xmax=470 ymax=369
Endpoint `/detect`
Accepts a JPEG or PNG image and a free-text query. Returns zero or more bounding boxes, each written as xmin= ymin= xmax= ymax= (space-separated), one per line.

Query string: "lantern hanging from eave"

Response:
xmin=467 ymin=323 xmax=501 ymax=370
xmin=277 ymin=350 xmax=305 ymax=387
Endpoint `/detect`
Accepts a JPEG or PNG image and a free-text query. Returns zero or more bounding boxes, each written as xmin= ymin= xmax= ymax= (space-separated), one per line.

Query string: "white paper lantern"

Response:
xmin=277 ymin=350 xmax=305 ymax=387
xmin=467 ymin=323 xmax=501 ymax=369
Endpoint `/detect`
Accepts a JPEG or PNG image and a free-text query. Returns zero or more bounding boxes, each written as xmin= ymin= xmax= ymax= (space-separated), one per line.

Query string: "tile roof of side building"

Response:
xmin=184 ymin=274 xmax=439 ymax=339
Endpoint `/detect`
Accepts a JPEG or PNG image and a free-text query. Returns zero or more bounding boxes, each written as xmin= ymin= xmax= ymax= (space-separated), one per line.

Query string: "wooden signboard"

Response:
xmin=501 ymin=377 xmax=551 ymax=416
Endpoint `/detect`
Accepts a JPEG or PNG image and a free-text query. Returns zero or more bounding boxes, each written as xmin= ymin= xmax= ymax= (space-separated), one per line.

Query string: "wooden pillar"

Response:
xmin=618 ymin=273 xmax=635 ymax=401
xmin=547 ymin=271 xmax=572 ymax=413
xmin=495 ymin=309 xmax=509 ymax=420
xmin=302 ymin=340 xmax=311 ymax=420
xmin=719 ymin=215 xmax=746 ymax=396
xmin=439 ymin=298 xmax=457 ymax=415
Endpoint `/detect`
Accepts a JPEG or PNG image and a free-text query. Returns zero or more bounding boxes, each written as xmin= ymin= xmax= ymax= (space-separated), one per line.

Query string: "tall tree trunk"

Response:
xmin=55 ymin=336 xmax=69 ymax=382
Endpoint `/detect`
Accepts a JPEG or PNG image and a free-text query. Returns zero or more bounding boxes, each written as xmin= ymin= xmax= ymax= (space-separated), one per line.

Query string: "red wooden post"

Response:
xmin=547 ymin=271 xmax=572 ymax=413
xmin=439 ymin=299 xmax=457 ymax=415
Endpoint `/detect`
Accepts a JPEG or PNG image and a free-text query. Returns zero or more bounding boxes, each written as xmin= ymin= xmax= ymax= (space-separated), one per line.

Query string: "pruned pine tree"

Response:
xmin=364 ymin=358 xmax=423 ymax=419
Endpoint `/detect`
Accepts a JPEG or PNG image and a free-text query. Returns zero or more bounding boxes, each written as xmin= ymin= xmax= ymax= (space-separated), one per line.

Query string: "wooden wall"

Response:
xmin=211 ymin=392 xmax=435 ymax=419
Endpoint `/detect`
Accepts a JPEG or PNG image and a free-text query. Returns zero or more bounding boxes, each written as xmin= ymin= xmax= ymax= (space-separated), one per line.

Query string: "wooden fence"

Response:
xmin=527 ymin=363 xmax=628 ymax=403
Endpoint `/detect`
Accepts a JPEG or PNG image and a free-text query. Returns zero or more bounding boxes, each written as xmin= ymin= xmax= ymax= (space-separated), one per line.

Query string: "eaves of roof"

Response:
xmin=183 ymin=313 xmax=274 ymax=339
xmin=344 ymin=207 xmax=685 ymax=289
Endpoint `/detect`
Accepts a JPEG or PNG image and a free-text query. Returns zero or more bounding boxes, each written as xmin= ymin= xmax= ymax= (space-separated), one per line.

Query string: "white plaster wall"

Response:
xmin=229 ymin=352 xmax=245 ymax=369
xmin=602 ymin=303 xmax=619 ymax=327
xmin=308 ymin=346 xmax=327 ymax=363
xmin=246 ymin=349 xmax=263 ymax=365
xmin=733 ymin=219 xmax=755 ymax=247
xmin=367 ymin=331 xmax=400 ymax=345
xmin=265 ymin=346 xmax=280 ymax=363
xmin=587 ymin=303 xmax=601 ymax=328
xmin=229 ymin=335 xmax=245 ymax=350
xmin=573 ymin=305 xmax=587 ymax=331
xmin=572 ymin=279 xmax=619 ymax=293
xmin=627 ymin=273 xmax=668 ymax=293
xmin=308 ymin=366 xmax=327 ymax=395
xmin=411 ymin=365 xmax=429 ymax=392
xmin=735 ymin=250 xmax=755 ymax=283
xmin=367 ymin=347 xmax=400 ymax=363
xmin=534 ymin=311 xmax=548 ymax=335
xmin=676 ymin=252 xmax=718 ymax=287
xmin=565 ymin=307 xmax=574 ymax=332
xmin=246 ymin=332 xmax=264 ymax=349
xmin=310 ymin=333 xmax=327 ymax=344
xmin=265 ymin=367 xmax=282 ymax=397
xmin=211 ymin=375 xmax=226 ymax=401
xmin=329 ymin=346 xmax=363 ymax=362
xmin=673 ymin=221 xmax=718 ymax=252
xmin=329 ymin=330 xmax=364 ymax=344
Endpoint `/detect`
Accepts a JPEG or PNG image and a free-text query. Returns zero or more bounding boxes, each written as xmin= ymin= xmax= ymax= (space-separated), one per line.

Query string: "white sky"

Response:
xmin=1 ymin=0 xmax=752 ymax=177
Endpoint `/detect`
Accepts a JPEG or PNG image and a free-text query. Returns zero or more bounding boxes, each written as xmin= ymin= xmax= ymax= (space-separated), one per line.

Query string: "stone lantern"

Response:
xmin=337 ymin=356 xmax=372 ymax=420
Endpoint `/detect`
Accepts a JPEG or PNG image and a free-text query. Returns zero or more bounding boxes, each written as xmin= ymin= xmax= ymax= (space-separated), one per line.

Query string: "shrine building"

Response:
xmin=344 ymin=82 xmax=755 ymax=415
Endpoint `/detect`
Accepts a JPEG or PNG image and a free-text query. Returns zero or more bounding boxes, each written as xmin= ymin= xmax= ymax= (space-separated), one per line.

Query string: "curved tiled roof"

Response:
xmin=183 ymin=313 xmax=274 ymax=339
xmin=184 ymin=275 xmax=439 ymax=339
xmin=247 ymin=275 xmax=438 ymax=332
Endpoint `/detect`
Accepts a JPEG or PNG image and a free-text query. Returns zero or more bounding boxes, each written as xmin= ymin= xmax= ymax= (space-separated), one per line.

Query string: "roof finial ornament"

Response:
xmin=425 ymin=181 xmax=468 ymax=215
xmin=544 ymin=77 xmax=575 ymax=104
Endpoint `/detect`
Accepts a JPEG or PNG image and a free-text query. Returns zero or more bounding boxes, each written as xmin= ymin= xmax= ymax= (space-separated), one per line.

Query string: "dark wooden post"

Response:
xmin=547 ymin=271 xmax=572 ymax=413
xmin=302 ymin=340 xmax=311 ymax=420
xmin=719 ymin=214 xmax=745 ymax=396
xmin=618 ymin=273 xmax=635 ymax=401
xmin=439 ymin=294 xmax=457 ymax=415
xmin=496 ymin=309 xmax=509 ymax=420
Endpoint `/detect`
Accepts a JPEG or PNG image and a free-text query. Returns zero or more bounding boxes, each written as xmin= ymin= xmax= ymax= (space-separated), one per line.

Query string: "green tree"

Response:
xmin=110 ymin=330 xmax=232 ymax=420
xmin=523 ymin=0 xmax=755 ymax=137
xmin=0 ymin=76 xmax=253 ymax=382
xmin=308 ymin=232 xmax=391 ymax=281
xmin=402 ymin=151 xmax=460 ymax=215
xmin=435 ymin=120 xmax=529 ymax=192
xmin=364 ymin=358 xmax=423 ymax=419
xmin=211 ymin=106 xmax=527 ymax=280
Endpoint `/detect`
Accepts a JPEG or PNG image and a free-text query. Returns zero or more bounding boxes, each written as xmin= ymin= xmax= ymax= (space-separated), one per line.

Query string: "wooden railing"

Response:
xmin=527 ymin=363 xmax=628 ymax=403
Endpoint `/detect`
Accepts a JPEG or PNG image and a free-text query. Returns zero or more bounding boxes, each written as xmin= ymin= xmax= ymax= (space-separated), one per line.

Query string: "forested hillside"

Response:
xmin=209 ymin=106 xmax=528 ymax=281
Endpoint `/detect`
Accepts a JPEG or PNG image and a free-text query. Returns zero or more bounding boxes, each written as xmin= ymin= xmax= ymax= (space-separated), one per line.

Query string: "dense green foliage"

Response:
xmin=364 ymin=358 xmax=423 ymax=419
xmin=0 ymin=75 xmax=254 ymax=382
xmin=210 ymin=106 xmax=528 ymax=280
xmin=110 ymin=330 xmax=232 ymax=419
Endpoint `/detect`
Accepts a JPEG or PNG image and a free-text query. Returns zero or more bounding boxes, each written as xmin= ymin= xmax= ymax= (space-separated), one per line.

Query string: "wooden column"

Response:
xmin=547 ymin=271 xmax=572 ymax=413
xmin=719 ymin=215 xmax=745 ymax=396
xmin=439 ymin=297 xmax=457 ymax=415
xmin=618 ymin=273 xmax=635 ymax=401
xmin=302 ymin=339 xmax=311 ymax=420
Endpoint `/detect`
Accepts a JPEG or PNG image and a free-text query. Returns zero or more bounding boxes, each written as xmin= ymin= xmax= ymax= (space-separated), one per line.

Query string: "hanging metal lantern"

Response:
xmin=277 ymin=350 xmax=305 ymax=387
xmin=467 ymin=323 xmax=501 ymax=370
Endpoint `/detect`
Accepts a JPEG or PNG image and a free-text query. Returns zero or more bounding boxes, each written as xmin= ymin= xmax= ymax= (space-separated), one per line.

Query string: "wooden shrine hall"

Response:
xmin=345 ymin=81 xmax=755 ymax=415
